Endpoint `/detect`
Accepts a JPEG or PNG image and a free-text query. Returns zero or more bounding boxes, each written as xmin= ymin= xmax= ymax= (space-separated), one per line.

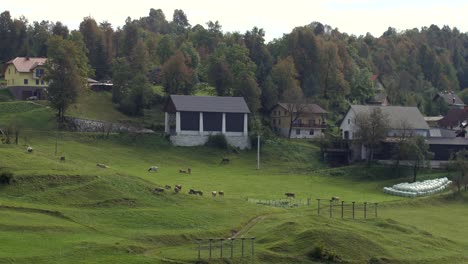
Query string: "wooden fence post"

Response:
xmin=352 ymin=202 xmax=355 ymax=219
xmin=241 ymin=238 xmax=245 ymax=257
xmin=209 ymin=239 xmax=212 ymax=259
xmin=375 ymin=203 xmax=378 ymax=218
xmin=230 ymin=238 xmax=234 ymax=258
xmin=329 ymin=200 xmax=332 ymax=218
xmin=317 ymin=199 xmax=321 ymax=215
xmin=341 ymin=201 xmax=344 ymax=219
xmin=364 ymin=202 xmax=367 ymax=219
xmin=252 ymin=238 xmax=255 ymax=257
xmin=220 ymin=239 xmax=224 ymax=258
xmin=197 ymin=239 xmax=201 ymax=259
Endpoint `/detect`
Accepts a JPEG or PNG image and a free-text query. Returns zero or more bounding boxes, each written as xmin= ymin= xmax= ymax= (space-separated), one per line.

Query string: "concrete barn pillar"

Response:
xmin=243 ymin=113 xmax=248 ymax=136
xmin=199 ymin=112 xmax=204 ymax=134
xmin=176 ymin=112 xmax=181 ymax=134
xmin=164 ymin=112 xmax=169 ymax=134
xmin=222 ymin=113 xmax=226 ymax=134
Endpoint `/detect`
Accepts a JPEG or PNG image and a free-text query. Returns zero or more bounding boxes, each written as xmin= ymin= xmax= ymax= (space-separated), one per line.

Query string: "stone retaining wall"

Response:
xmin=63 ymin=117 xmax=153 ymax=133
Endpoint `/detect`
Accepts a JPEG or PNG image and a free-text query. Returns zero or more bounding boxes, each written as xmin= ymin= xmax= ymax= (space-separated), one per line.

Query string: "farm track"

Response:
xmin=233 ymin=214 xmax=271 ymax=238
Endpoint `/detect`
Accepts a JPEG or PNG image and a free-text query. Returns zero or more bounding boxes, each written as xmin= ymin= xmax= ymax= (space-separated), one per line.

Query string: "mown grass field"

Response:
xmin=0 ymin=101 xmax=467 ymax=263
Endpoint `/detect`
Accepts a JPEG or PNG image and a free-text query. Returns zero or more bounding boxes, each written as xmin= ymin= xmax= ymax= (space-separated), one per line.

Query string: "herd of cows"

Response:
xmin=152 ymin=184 xmax=224 ymax=197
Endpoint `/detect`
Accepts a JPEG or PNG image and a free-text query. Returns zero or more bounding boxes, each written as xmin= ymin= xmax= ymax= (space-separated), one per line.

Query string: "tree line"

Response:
xmin=1 ymin=9 xmax=468 ymax=120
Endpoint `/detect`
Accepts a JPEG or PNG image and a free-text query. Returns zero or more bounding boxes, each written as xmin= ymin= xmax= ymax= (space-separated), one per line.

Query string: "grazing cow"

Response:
xmin=164 ymin=185 xmax=171 ymax=189
xmin=179 ymin=169 xmax=187 ymax=173
xmin=148 ymin=166 xmax=158 ymax=172
xmin=212 ymin=191 xmax=217 ymax=197
xmin=220 ymin=157 xmax=230 ymax=164
xmin=27 ymin=146 xmax=33 ymax=153
xmin=187 ymin=167 xmax=192 ymax=174
xmin=189 ymin=189 xmax=196 ymax=195
xmin=195 ymin=190 xmax=203 ymax=196
xmin=218 ymin=191 xmax=224 ymax=196
xmin=60 ymin=156 xmax=66 ymax=162
xmin=152 ymin=187 xmax=164 ymax=193
xmin=174 ymin=187 xmax=180 ymax=193
xmin=284 ymin=192 xmax=295 ymax=198
xmin=331 ymin=196 xmax=340 ymax=202
xmin=175 ymin=184 xmax=182 ymax=190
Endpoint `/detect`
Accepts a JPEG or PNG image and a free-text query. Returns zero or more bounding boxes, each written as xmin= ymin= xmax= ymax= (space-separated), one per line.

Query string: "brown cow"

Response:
xmin=284 ymin=192 xmax=295 ymax=198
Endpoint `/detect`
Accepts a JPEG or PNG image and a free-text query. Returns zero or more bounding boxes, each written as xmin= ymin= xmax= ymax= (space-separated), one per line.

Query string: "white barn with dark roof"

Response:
xmin=164 ymin=95 xmax=251 ymax=149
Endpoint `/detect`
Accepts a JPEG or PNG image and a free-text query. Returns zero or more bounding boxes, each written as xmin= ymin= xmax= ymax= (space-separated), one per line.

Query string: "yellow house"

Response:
xmin=4 ymin=57 xmax=48 ymax=100
xmin=271 ymin=103 xmax=327 ymax=139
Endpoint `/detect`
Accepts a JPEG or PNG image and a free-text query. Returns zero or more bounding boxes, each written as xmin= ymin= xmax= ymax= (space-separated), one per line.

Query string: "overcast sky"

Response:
xmin=3 ymin=0 xmax=468 ymax=42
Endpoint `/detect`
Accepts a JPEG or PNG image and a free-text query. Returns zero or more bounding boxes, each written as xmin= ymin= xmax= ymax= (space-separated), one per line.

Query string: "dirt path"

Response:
xmin=232 ymin=214 xmax=270 ymax=238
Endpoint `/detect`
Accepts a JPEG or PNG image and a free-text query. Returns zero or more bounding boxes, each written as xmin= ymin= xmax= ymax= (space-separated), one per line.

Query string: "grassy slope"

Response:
xmin=0 ymin=101 xmax=467 ymax=263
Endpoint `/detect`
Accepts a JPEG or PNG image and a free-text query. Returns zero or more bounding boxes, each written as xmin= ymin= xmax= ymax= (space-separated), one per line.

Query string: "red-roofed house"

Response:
xmin=3 ymin=57 xmax=48 ymax=100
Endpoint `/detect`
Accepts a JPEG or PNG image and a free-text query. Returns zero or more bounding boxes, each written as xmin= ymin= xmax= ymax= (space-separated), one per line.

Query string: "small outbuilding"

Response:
xmin=164 ymin=95 xmax=250 ymax=149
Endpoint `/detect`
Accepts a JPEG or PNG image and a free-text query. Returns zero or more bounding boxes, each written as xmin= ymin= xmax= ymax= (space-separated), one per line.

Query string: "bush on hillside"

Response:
xmin=308 ymin=243 xmax=340 ymax=262
xmin=0 ymin=171 xmax=14 ymax=185
xmin=205 ymin=134 xmax=229 ymax=149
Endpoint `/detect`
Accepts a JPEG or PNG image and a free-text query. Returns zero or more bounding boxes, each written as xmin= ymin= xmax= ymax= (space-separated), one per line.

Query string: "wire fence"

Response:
xmin=247 ymin=198 xmax=312 ymax=208
xmin=194 ymin=237 xmax=255 ymax=260
xmin=248 ymin=197 xmax=379 ymax=219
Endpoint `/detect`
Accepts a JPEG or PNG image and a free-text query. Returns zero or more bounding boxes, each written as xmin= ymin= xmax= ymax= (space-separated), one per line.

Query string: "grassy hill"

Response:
xmin=0 ymin=100 xmax=467 ymax=263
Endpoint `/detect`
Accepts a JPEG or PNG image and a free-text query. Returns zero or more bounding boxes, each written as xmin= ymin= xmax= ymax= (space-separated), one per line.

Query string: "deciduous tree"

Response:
xmin=45 ymin=35 xmax=91 ymax=120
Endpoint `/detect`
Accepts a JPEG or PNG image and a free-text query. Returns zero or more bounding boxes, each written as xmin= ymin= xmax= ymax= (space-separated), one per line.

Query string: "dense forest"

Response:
xmin=1 ymin=9 xmax=468 ymax=122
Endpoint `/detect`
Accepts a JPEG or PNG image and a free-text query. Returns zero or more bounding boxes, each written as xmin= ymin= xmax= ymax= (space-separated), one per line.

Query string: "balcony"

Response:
xmin=292 ymin=123 xmax=327 ymax=129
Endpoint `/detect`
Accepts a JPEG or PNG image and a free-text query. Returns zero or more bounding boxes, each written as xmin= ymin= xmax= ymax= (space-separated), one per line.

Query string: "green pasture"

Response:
xmin=0 ymin=100 xmax=467 ymax=263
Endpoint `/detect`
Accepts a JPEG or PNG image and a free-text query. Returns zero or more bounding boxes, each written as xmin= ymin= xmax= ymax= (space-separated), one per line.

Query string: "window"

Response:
xmin=310 ymin=129 xmax=314 ymax=135
xmin=348 ymin=119 xmax=350 ymax=124
xmin=273 ymin=119 xmax=276 ymax=125
xmin=24 ymin=79 xmax=28 ymax=85
xmin=41 ymin=80 xmax=45 ymax=85
xmin=36 ymin=68 xmax=45 ymax=77
xmin=8 ymin=68 xmax=10 ymax=74
xmin=278 ymin=119 xmax=281 ymax=125
xmin=284 ymin=111 xmax=287 ymax=115
xmin=36 ymin=79 xmax=39 ymax=85
xmin=296 ymin=129 xmax=300 ymax=135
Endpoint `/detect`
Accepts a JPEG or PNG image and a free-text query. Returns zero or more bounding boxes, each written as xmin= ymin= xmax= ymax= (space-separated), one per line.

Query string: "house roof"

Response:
xmin=277 ymin=103 xmax=327 ymax=114
xmin=434 ymin=92 xmax=464 ymax=106
xmin=347 ymin=105 xmax=429 ymax=130
xmin=6 ymin=57 xmax=47 ymax=73
xmin=167 ymin=95 xmax=250 ymax=113
xmin=438 ymin=108 xmax=468 ymax=127
xmin=427 ymin=137 xmax=468 ymax=146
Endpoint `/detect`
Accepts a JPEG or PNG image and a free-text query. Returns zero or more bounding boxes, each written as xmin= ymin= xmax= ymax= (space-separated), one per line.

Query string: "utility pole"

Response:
xmin=55 ymin=120 xmax=59 ymax=156
xmin=257 ymin=135 xmax=260 ymax=170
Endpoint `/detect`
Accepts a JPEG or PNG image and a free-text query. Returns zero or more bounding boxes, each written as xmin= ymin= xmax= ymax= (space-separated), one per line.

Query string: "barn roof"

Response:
xmin=347 ymin=105 xmax=429 ymax=130
xmin=166 ymin=95 xmax=251 ymax=113
xmin=6 ymin=57 xmax=47 ymax=73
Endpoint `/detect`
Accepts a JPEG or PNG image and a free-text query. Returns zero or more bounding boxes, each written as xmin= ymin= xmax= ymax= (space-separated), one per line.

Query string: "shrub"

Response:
xmin=0 ymin=171 xmax=14 ymax=185
xmin=308 ymin=242 xmax=340 ymax=262
xmin=205 ymin=134 xmax=229 ymax=149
